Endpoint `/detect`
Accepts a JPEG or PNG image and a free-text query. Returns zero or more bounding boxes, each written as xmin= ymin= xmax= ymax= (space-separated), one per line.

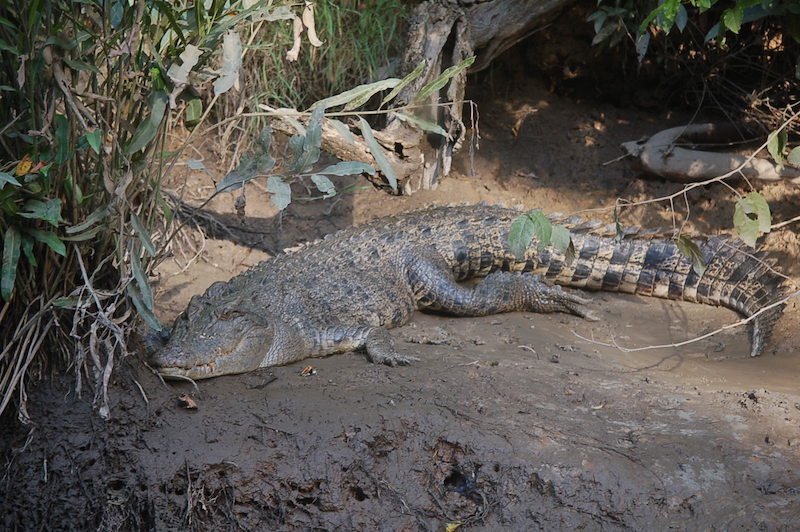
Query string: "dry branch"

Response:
xmin=268 ymin=113 xmax=421 ymax=193
xmin=622 ymin=123 xmax=800 ymax=184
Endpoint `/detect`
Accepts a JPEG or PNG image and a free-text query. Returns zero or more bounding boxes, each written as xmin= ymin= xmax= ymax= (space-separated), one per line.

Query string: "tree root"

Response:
xmin=621 ymin=123 xmax=800 ymax=184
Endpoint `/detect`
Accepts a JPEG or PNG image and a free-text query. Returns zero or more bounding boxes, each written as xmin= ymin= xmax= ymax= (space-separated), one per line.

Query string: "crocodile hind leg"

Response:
xmin=407 ymin=253 xmax=597 ymax=320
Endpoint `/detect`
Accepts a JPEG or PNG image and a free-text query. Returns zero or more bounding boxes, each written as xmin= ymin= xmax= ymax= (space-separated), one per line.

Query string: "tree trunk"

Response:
xmin=275 ymin=0 xmax=575 ymax=195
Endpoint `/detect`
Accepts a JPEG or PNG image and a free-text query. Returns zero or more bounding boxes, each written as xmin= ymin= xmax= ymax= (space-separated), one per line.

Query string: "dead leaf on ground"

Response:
xmin=179 ymin=394 xmax=198 ymax=409
xmin=300 ymin=365 xmax=317 ymax=377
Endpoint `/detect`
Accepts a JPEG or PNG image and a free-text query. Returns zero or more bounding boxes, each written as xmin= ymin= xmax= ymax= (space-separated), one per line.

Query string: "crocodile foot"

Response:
xmin=365 ymin=328 xmax=420 ymax=366
xmin=529 ymin=281 xmax=598 ymax=321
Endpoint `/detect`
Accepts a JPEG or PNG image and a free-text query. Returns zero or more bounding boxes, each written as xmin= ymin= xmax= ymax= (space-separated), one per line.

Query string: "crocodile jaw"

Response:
xmin=148 ymin=313 xmax=274 ymax=379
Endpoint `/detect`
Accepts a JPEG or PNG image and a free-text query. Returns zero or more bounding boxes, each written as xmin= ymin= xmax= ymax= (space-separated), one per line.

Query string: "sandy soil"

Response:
xmin=3 ymin=61 xmax=800 ymax=529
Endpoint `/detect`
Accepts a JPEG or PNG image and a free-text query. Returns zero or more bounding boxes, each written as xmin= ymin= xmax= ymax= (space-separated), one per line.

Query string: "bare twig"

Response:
xmin=572 ymin=289 xmax=799 ymax=354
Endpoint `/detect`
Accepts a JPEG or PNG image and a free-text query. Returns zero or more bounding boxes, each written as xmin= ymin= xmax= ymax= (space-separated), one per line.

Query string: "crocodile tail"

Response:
xmin=538 ymin=233 xmax=787 ymax=357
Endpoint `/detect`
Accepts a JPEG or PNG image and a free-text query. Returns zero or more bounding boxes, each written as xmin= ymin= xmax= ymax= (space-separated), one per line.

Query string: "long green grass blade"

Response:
xmin=358 ymin=117 xmax=397 ymax=192
xmin=27 ymin=229 xmax=66 ymax=256
xmin=414 ymin=55 xmax=475 ymax=103
xmin=130 ymin=212 xmax=157 ymax=257
xmin=1 ymin=226 xmax=21 ymax=301
xmin=381 ymin=61 xmax=425 ymax=106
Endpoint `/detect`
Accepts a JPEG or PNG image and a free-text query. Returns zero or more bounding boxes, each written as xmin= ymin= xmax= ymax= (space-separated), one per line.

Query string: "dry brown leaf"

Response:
xmin=14 ymin=154 xmax=32 ymax=176
xmin=286 ymin=15 xmax=303 ymax=62
xmin=302 ymin=2 xmax=323 ymax=47
xmin=179 ymin=394 xmax=198 ymax=409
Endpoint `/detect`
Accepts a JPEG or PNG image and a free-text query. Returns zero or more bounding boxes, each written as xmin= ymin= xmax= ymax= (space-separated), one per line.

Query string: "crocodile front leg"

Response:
xmin=307 ymin=324 xmax=419 ymax=367
xmin=405 ymin=251 xmax=597 ymax=320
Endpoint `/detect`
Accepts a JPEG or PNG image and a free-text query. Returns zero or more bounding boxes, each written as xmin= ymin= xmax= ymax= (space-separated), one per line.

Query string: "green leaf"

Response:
xmin=767 ymin=129 xmax=787 ymax=165
xmin=54 ymin=114 xmax=71 ymax=164
xmin=63 ymin=58 xmax=101 ymax=74
xmin=186 ymin=159 xmax=206 ymax=171
xmin=65 ymin=173 xmax=84 ymax=205
xmin=216 ymin=128 xmax=276 ymax=193
xmin=27 ymin=229 xmax=66 ymax=256
xmin=290 ymin=107 xmax=324 ymax=172
xmin=358 ymin=117 xmax=398 ymax=192
xmin=787 ymin=146 xmax=800 ymax=167
xmin=127 ymin=284 xmax=163 ymax=332
xmin=675 ymin=4 xmax=688 ymax=32
xmin=310 ymin=174 xmax=336 ymax=198
xmin=509 ymin=214 xmax=537 ymax=260
xmin=733 ymin=192 xmax=771 ymax=247
xmin=130 ymin=250 xmax=153 ymax=309
xmin=110 ymin=0 xmax=124 ymax=28
xmin=158 ymin=191 xmax=173 ymax=225
xmin=509 ymin=210 xmax=556 ymax=259
xmin=53 ymin=296 xmax=89 ymax=309
xmin=61 ymin=225 xmax=105 ymax=242
xmin=655 ymin=0 xmax=681 ymax=33
xmin=391 ymin=111 xmax=448 ymax=138
xmin=313 ymin=78 xmax=400 ymax=110
xmin=635 ymin=32 xmax=650 ymax=63
xmin=550 ymin=224 xmax=575 ymax=266
xmin=381 ymin=61 xmax=426 ymax=106
xmin=185 ymin=99 xmax=203 ymax=124
xmin=1 ymin=226 xmax=21 ymax=301
xmin=343 ymin=80 xmax=398 ymax=111
xmin=267 ymin=176 xmax=291 ymax=210
xmin=704 ymin=22 xmax=721 ymax=42
xmin=125 ymin=91 xmax=168 ymax=155
xmin=528 ymin=211 xmax=553 ymax=251
xmin=0 ymin=39 xmax=19 ymax=54
xmin=84 ymin=128 xmax=102 ymax=154
xmin=638 ymin=5 xmax=663 ymax=34
xmin=152 ymin=0 xmax=186 ymax=44
xmin=216 ymin=169 xmax=258 ymax=193
xmin=0 ymin=172 xmax=21 ymax=189
xmin=20 ymin=235 xmax=36 ymax=268
xmin=18 ymin=198 xmax=62 ymax=227
xmin=257 ymin=126 xmax=274 ymax=161
xmin=317 ymin=161 xmax=376 ymax=176
xmin=66 ymin=206 xmax=110 ymax=234
xmin=414 ymin=56 xmax=476 ymax=103
xmin=130 ymin=212 xmax=156 ymax=257
xmin=592 ymin=19 xmax=619 ymax=45
xmin=328 ymin=119 xmax=356 ymax=144
xmin=722 ymin=6 xmax=743 ymax=33
xmin=675 ymin=234 xmax=706 ymax=275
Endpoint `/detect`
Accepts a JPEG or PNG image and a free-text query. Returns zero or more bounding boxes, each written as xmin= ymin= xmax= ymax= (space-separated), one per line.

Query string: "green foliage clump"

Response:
xmin=0 ymin=0 xmax=262 ymax=419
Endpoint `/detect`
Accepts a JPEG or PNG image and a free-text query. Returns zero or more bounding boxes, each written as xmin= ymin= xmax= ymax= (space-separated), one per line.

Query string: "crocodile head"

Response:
xmin=147 ymin=287 xmax=272 ymax=380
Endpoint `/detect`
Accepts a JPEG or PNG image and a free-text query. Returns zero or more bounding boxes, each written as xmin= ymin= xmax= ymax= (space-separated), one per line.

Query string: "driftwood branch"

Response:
xmin=622 ymin=123 xmax=800 ymax=184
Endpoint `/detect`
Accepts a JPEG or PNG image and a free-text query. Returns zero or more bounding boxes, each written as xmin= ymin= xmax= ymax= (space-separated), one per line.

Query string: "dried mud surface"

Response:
xmin=3 ymin=74 xmax=800 ymax=530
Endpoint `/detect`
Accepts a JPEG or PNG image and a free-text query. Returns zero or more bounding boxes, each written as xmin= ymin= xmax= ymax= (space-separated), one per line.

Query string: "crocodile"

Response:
xmin=148 ymin=204 xmax=787 ymax=379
